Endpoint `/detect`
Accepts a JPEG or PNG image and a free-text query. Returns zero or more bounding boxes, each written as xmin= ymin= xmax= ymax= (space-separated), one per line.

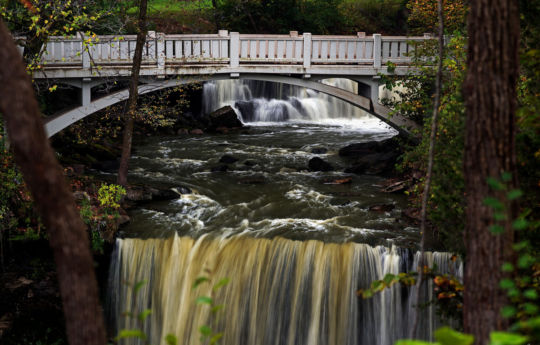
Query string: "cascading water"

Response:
xmin=202 ymin=79 xmax=368 ymax=124
xmin=108 ymin=235 xmax=461 ymax=345
xmin=108 ymin=79 xmax=460 ymax=344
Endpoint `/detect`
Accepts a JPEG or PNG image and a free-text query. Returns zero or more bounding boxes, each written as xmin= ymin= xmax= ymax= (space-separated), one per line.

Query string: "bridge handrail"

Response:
xmin=37 ymin=31 xmax=431 ymax=72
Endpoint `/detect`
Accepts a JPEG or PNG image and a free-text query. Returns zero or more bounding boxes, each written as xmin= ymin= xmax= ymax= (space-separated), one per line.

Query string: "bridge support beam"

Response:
xmin=81 ymin=79 xmax=92 ymax=106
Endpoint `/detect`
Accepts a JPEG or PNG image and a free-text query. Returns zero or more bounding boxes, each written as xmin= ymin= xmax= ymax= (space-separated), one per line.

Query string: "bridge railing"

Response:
xmin=39 ymin=31 xmax=430 ymax=71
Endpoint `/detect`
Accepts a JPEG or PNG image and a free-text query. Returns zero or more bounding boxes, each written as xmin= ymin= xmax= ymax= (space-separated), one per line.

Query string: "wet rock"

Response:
xmin=234 ymin=101 xmax=256 ymax=122
xmin=244 ymin=160 xmax=256 ymax=167
xmin=369 ymin=204 xmax=395 ymax=212
xmin=190 ymin=129 xmax=204 ymax=135
xmin=308 ymin=157 xmax=334 ymax=172
xmin=177 ymin=128 xmax=189 ymax=135
xmin=323 ymin=177 xmax=353 ymax=185
xmin=311 ymin=147 xmax=328 ymax=154
xmin=205 ymin=106 xmax=244 ymax=131
xmin=340 ymin=138 xmax=402 ymax=176
xmin=125 ymin=186 xmax=180 ymax=203
xmin=338 ymin=137 xmax=400 ymax=157
xmin=280 ymin=167 xmax=297 ymax=173
xmin=211 ymin=164 xmax=229 ymax=172
xmin=219 ymin=154 xmax=239 ymax=164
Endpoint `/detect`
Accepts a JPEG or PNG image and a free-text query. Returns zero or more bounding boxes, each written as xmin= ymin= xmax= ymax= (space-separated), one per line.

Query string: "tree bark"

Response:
xmin=463 ymin=0 xmax=520 ymax=344
xmin=0 ymin=19 xmax=106 ymax=345
xmin=117 ymin=0 xmax=148 ymax=187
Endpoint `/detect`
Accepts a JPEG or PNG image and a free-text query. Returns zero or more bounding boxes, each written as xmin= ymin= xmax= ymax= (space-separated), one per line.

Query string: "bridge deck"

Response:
xmin=33 ymin=31 xmax=430 ymax=79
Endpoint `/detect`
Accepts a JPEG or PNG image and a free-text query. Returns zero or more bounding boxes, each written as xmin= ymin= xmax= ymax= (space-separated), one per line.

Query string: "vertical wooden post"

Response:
xmin=303 ymin=33 xmax=311 ymax=69
xmin=373 ymin=34 xmax=381 ymax=68
xmin=156 ymin=32 xmax=165 ymax=76
xmin=230 ymin=32 xmax=239 ymax=68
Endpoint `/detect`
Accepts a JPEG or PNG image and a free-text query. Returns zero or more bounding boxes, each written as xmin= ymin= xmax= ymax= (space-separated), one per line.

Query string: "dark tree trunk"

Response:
xmin=463 ymin=0 xmax=520 ymax=344
xmin=0 ymin=20 xmax=106 ymax=345
xmin=117 ymin=0 xmax=148 ymax=187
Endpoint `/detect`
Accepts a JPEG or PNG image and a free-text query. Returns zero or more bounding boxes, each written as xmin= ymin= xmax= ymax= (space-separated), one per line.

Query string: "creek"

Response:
xmin=107 ymin=79 xmax=460 ymax=345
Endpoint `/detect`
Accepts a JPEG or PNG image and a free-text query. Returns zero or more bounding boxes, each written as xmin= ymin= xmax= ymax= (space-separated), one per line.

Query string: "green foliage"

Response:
xmin=192 ymin=275 xmax=229 ymax=345
xmin=389 ymin=34 xmax=467 ymax=253
xmin=340 ymin=0 xmax=407 ymax=35
xmin=406 ymin=0 xmax=467 ymax=35
xmin=97 ymin=183 xmax=126 ymax=211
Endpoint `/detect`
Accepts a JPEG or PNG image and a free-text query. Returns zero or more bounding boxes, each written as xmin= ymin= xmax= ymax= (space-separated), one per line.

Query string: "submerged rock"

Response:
xmin=125 ymin=185 xmax=182 ymax=203
xmin=369 ymin=204 xmax=396 ymax=212
xmin=308 ymin=157 xmax=334 ymax=172
xmin=210 ymin=164 xmax=229 ymax=172
xmin=311 ymin=147 xmax=328 ymax=154
xmin=219 ymin=154 xmax=239 ymax=164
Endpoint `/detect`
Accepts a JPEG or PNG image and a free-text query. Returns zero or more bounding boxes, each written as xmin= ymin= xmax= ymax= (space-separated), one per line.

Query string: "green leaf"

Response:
xmin=211 ymin=304 xmax=225 ymax=313
xmin=213 ymin=277 xmax=230 ymax=291
xmin=523 ymin=302 xmax=539 ymax=315
xmin=507 ymin=189 xmax=523 ymax=200
xmin=507 ymin=288 xmax=520 ymax=298
xmin=517 ymin=254 xmax=533 ymax=269
xmin=499 ymin=279 xmax=515 ymax=290
xmin=193 ymin=276 xmax=210 ymax=289
xmin=501 ymin=306 xmax=516 ymax=318
xmin=210 ymin=332 xmax=224 ymax=344
xmin=512 ymin=241 xmax=529 ymax=252
xmin=199 ymin=325 xmax=212 ymax=336
xmin=138 ymin=309 xmax=152 ymax=321
xmin=394 ymin=340 xmax=437 ymax=345
xmin=116 ymin=329 xmax=147 ymax=340
xmin=501 ymin=263 xmax=514 ymax=272
xmin=501 ymin=172 xmax=512 ymax=182
xmin=383 ymin=273 xmax=396 ymax=285
xmin=489 ymin=225 xmax=505 ymax=234
xmin=523 ymin=289 xmax=538 ymax=300
xmin=134 ymin=280 xmax=147 ymax=295
xmin=489 ymin=331 xmax=528 ymax=345
xmin=512 ymin=218 xmax=528 ymax=231
xmin=494 ymin=213 xmax=507 ymax=221
xmin=165 ymin=333 xmax=178 ymax=345
xmin=434 ymin=326 xmax=474 ymax=345
xmin=196 ymin=296 xmax=213 ymax=305
xmin=487 ymin=177 xmax=505 ymax=191
xmin=483 ymin=197 xmax=504 ymax=210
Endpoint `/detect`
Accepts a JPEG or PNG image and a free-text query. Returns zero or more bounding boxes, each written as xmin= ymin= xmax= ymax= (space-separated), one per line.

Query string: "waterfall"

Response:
xmin=108 ymin=235 xmax=461 ymax=345
xmin=202 ymin=79 xmax=369 ymax=123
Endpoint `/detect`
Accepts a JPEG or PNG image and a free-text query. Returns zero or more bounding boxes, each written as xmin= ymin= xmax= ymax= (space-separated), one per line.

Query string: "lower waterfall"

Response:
xmin=108 ymin=235 xmax=461 ymax=345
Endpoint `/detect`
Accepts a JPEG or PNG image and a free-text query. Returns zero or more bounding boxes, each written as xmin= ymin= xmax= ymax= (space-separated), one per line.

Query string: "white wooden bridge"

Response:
xmin=29 ymin=31 xmax=431 ymax=137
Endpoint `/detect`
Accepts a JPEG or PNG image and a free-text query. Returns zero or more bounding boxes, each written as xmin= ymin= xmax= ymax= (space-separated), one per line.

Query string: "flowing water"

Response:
xmin=108 ymin=79 xmax=461 ymax=345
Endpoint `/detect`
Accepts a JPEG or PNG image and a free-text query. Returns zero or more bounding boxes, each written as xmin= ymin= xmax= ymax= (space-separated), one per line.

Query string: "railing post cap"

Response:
xmin=147 ymin=31 xmax=156 ymax=38
xmin=218 ymin=30 xmax=229 ymax=37
xmin=290 ymin=31 xmax=298 ymax=37
xmin=357 ymin=32 xmax=366 ymax=38
xmin=423 ymin=33 xmax=433 ymax=38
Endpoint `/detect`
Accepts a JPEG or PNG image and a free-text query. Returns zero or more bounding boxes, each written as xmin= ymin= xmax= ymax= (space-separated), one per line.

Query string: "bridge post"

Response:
xmin=230 ymin=32 xmax=240 ymax=77
xmin=303 ymin=33 xmax=312 ymax=70
xmin=81 ymin=79 xmax=92 ymax=106
xmin=373 ymin=34 xmax=381 ymax=68
xmin=78 ymin=32 xmax=91 ymax=70
xmin=156 ymin=32 xmax=165 ymax=77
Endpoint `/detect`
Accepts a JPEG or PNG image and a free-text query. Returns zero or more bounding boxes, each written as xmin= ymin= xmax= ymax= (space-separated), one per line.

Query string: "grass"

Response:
xmin=126 ymin=0 xmax=214 ymax=16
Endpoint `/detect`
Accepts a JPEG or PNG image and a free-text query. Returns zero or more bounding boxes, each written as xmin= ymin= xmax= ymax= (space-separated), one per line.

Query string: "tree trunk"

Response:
xmin=117 ymin=0 xmax=148 ymax=187
xmin=463 ymin=0 xmax=520 ymax=344
xmin=0 ymin=19 xmax=106 ymax=345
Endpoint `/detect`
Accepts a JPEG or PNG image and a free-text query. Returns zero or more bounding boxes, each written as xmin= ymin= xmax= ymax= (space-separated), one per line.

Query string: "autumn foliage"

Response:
xmin=407 ymin=0 xmax=467 ymax=34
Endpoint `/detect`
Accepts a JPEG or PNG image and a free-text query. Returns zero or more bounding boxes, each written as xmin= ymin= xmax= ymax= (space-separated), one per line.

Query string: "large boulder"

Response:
xmin=308 ymin=157 xmax=334 ymax=172
xmin=339 ymin=137 xmax=402 ymax=176
xmin=338 ymin=137 xmax=400 ymax=157
xmin=205 ymin=106 xmax=244 ymax=131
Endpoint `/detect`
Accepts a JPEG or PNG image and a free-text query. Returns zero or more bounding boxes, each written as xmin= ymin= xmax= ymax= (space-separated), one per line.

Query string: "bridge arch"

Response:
xmin=44 ymin=74 xmax=417 ymax=138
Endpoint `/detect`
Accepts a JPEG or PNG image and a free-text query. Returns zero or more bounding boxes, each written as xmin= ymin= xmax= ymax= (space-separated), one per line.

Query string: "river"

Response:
xmin=107 ymin=79 xmax=460 ymax=345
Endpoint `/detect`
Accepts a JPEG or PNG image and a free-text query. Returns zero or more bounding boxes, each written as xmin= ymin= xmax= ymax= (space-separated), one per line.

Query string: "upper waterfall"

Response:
xmin=202 ymin=79 xmax=375 ymax=126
